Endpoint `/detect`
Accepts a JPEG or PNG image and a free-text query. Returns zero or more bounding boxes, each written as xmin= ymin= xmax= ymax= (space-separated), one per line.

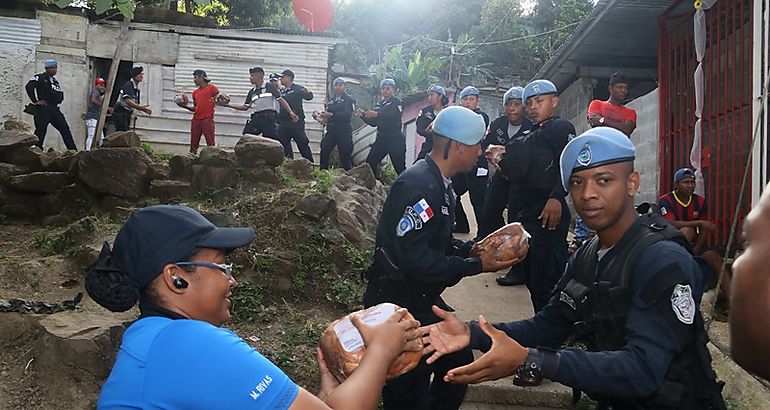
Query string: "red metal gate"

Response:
xmin=658 ymin=0 xmax=754 ymax=248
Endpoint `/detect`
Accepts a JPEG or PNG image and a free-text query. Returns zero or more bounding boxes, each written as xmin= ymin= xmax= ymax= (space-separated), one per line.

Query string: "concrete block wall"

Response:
xmin=627 ymin=88 xmax=659 ymax=204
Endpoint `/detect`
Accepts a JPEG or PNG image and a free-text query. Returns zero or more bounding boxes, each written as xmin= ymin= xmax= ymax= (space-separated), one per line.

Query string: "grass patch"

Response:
xmin=310 ymin=168 xmax=339 ymax=193
xmin=32 ymin=231 xmax=82 ymax=257
xmin=380 ymin=163 xmax=398 ymax=185
xmin=140 ymin=142 xmax=175 ymax=162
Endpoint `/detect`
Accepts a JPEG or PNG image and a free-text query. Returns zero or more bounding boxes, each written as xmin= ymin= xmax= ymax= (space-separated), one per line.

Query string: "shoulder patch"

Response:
xmin=671 ymin=284 xmax=695 ymax=324
xmin=396 ymin=206 xmax=423 ymax=237
xmin=413 ymin=198 xmax=434 ymax=222
xmin=660 ymin=206 xmax=668 ymax=215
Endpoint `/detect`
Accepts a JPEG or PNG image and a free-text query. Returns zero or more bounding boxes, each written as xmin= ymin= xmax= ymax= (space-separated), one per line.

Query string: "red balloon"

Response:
xmin=292 ymin=0 xmax=334 ymax=32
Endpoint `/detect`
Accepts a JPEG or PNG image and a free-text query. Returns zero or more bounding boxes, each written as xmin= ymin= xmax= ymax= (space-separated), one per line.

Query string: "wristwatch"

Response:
xmin=512 ymin=348 xmax=559 ymax=387
xmin=598 ymin=117 xmax=605 ymax=125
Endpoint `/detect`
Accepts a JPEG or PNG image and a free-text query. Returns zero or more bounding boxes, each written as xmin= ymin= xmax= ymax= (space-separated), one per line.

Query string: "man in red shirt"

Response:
xmin=587 ymin=72 xmax=637 ymax=137
xmin=658 ymin=167 xmax=730 ymax=302
xmin=178 ymin=69 xmax=220 ymax=154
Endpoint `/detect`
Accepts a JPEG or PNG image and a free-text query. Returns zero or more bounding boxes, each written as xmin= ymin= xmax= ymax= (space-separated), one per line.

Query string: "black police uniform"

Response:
xmin=25 ymin=72 xmax=76 ymax=150
xmin=320 ymin=92 xmax=356 ymax=170
xmin=499 ymin=116 xmax=573 ymax=311
xmin=363 ymin=96 xmax=405 ymax=177
xmin=363 ymin=155 xmax=481 ymax=410
xmin=451 ymin=108 xmax=489 ymax=236
xmin=277 ymin=83 xmax=314 ymax=161
xmin=468 ymin=215 xmax=726 ymax=409
xmin=477 ymin=115 xmax=533 ymax=238
xmin=113 ymin=79 xmax=141 ymax=132
xmin=242 ymin=83 xmax=282 ymax=139
xmin=414 ymin=105 xmax=442 ymax=162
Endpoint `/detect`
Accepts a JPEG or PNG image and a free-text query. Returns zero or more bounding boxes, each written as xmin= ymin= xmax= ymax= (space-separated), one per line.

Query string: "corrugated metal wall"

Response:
xmin=0 ymin=16 xmax=42 ymax=45
xmin=135 ymin=34 xmax=333 ymax=156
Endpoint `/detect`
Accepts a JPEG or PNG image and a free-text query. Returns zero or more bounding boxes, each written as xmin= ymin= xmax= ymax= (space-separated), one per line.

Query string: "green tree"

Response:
xmin=530 ymin=0 xmax=594 ymax=61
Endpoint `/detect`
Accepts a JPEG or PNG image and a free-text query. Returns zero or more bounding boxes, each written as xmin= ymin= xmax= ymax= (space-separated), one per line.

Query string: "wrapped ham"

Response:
xmin=319 ymin=303 xmax=422 ymax=382
xmin=471 ymin=222 xmax=531 ymax=261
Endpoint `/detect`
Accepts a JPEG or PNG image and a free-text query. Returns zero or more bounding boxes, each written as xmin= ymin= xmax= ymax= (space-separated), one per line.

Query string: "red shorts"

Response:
xmin=191 ymin=118 xmax=215 ymax=151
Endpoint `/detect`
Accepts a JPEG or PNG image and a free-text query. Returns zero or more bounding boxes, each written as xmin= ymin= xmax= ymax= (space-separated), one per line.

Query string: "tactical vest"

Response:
xmin=559 ymin=214 xmax=725 ymax=409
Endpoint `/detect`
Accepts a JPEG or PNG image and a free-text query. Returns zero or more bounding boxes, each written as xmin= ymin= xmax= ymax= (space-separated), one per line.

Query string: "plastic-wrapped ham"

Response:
xmin=471 ymin=222 xmax=531 ymax=261
xmin=319 ymin=303 xmax=422 ymax=382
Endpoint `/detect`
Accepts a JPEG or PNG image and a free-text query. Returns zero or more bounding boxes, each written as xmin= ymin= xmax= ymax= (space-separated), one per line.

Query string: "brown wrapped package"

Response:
xmin=319 ymin=303 xmax=422 ymax=382
xmin=471 ymin=222 xmax=531 ymax=261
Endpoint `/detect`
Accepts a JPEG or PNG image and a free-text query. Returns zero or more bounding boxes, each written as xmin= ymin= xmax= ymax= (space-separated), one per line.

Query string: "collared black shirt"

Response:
xmin=372 ymin=156 xmax=482 ymax=290
xmin=361 ymin=96 xmax=403 ymax=135
xmin=25 ymin=72 xmax=64 ymax=105
xmin=278 ymin=83 xmax=313 ymax=122
xmin=485 ymin=116 xmax=533 ymax=146
xmin=115 ymin=79 xmax=140 ymax=113
xmin=326 ymin=92 xmax=356 ymax=131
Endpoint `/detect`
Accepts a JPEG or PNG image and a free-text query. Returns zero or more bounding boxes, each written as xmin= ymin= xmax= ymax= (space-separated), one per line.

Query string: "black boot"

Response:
xmin=496 ymin=267 xmax=526 ymax=286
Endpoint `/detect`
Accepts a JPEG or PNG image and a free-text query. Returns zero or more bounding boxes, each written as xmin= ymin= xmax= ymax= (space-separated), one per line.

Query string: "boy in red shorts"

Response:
xmin=178 ymin=69 xmax=220 ymax=154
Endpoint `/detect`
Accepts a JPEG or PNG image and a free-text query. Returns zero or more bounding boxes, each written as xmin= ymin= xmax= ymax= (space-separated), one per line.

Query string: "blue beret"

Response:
xmin=427 ymin=84 xmax=446 ymax=96
xmin=674 ymin=167 xmax=695 ymax=182
xmin=523 ymin=79 xmax=558 ymax=101
xmin=503 ymin=86 xmax=524 ymax=104
xmin=380 ymin=78 xmax=396 ymax=88
xmin=559 ymin=127 xmax=636 ymax=191
xmin=459 ymin=86 xmax=480 ymax=98
xmin=432 ymin=106 xmax=486 ymax=146
xmin=332 ymin=77 xmax=346 ymax=86
xmin=43 ymin=59 xmax=58 ymax=68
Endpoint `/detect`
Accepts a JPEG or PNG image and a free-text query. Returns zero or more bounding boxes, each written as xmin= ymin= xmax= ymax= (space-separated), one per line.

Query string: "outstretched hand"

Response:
xmin=444 ymin=315 xmax=528 ymax=384
xmin=420 ymin=305 xmax=471 ymax=365
xmin=316 ymin=347 xmax=340 ymax=402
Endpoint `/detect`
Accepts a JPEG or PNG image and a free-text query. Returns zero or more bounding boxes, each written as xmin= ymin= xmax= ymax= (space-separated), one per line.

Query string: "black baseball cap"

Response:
xmin=281 ymin=69 xmax=294 ymax=79
xmin=111 ymin=205 xmax=255 ymax=290
xmin=193 ymin=69 xmax=210 ymax=82
xmin=609 ymin=72 xmax=629 ymax=86
xmin=249 ymin=67 xmax=264 ymax=74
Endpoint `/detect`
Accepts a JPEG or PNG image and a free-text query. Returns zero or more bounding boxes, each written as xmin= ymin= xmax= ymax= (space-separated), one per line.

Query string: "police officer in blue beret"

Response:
xmin=453 ymin=86 xmax=491 ymax=236
xmin=25 ymin=59 xmax=77 ymax=150
xmin=358 ymin=78 xmax=406 ymax=177
xmin=414 ymin=84 xmax=449 ymax=162
xmin=421 ymin=127 xmax=726 ymax=409
xmin=319 ymin=77 xmax=356 ymax=170
xmin=363 ymin=106 xmax=520 ymax=410
xmin=494 ymin=80 xmax=574 ymax=311
xmin=479 ymin=87 xmax=533 ymax=286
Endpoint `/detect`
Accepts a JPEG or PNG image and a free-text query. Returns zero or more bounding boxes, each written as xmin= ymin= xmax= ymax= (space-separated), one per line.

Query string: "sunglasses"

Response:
xmin=175 ymin=262 xmax=233 ymax=278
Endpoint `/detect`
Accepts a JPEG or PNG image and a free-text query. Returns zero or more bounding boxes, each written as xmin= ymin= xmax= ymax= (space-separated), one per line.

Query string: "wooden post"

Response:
xmin=90 ymin=20 xmax=130 ymax=150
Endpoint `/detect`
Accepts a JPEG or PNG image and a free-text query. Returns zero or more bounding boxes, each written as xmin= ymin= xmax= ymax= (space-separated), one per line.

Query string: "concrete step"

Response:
xmin=464 ymin=377 xmax=572 ymax=409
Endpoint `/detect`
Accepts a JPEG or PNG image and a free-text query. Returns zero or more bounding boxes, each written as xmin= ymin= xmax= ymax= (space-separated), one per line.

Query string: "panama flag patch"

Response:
xmin=413 ymin=198 xmax=434 ymax=223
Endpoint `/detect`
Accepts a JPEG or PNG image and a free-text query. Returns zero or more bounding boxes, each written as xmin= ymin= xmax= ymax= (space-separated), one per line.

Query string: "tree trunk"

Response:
xmin=184 ymin=0 xmax=193 ymax=13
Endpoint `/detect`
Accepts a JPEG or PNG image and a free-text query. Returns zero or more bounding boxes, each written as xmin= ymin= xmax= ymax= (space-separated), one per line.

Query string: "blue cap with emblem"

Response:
xmin=523 ymin=79 xmax=558 ymax=102
xmin=380 ymin=78 xmax=396 ymax=88
xmin=427 ymin=84 xmax=446 ymax=96
xmin=333 ymin=77 xmax=346 ymax=86
xmin=459 ymin=86 xmax=480 ymax=99
xmin=431 ymin=106 xmax=486 ymax=146
xmin=503 ymin=86 xmax=524 ymax=104
xmin=559 ymin=126 xmax=636 ymax=191
xmin=43 ymin=59 xmax=58 ymax=69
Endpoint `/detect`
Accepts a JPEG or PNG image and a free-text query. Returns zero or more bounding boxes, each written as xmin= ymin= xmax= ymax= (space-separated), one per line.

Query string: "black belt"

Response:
xmin=252 ymin=110 xmax=277 ymax=117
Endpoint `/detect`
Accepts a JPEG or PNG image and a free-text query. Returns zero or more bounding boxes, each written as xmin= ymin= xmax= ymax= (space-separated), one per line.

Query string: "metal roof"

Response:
xmin=534 ymin=0 xmax=692 ymax=92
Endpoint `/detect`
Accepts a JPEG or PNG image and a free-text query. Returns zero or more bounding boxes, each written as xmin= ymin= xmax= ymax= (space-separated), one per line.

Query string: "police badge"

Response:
xmin=671 ymin=284 xmax=695 ymax=324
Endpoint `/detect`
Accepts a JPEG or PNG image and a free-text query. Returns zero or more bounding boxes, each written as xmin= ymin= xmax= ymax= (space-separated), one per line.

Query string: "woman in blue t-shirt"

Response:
xmin=86 ymin=205 xmax=422 ymax=410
